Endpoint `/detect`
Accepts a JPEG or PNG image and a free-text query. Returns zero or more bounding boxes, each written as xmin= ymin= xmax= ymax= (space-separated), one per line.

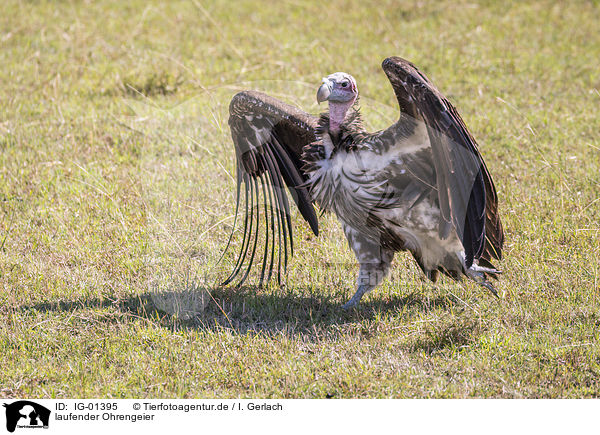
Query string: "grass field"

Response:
xmin=1 ymin=0 xmax=599 ymax=398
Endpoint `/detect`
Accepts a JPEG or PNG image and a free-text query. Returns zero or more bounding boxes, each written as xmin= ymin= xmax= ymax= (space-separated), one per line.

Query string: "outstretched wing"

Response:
xmin=382 ymin=56 xmax=503 ymax=268
xmin=222 ymin=90 xmax=319 ymax=287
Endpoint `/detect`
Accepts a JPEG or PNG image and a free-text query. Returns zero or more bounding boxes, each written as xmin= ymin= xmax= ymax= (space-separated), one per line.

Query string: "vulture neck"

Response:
xmin=317 ymin=105 xmax=364 ymax=154
xmin=328 ymin=101 xmax=354 ymax=134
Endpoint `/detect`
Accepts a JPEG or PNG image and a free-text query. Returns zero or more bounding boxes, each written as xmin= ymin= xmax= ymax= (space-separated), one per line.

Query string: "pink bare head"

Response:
xmin=316 ymin=72 xmax=358 ymax=132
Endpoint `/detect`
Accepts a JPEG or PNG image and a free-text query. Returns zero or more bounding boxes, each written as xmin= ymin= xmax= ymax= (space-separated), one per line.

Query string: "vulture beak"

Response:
xmin=317 ymin=79 xmax=332 ymax=103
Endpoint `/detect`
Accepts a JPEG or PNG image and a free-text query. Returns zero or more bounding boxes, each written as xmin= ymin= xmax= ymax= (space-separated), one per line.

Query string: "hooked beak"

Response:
xmin=317 ymin=80 xmax=332 ymax=103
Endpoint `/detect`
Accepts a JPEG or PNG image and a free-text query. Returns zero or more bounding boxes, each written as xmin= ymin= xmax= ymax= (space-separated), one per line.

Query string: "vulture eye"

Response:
xmin=341 ymin=81 xmax=349 ymax=88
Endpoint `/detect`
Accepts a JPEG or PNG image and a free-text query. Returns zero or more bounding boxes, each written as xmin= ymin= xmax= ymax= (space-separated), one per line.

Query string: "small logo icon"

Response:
xmin=3 ymin=401 xmax=50 ymax=433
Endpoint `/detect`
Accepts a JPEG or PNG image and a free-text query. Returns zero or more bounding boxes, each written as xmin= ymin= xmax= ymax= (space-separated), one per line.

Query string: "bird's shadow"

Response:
xmin=22 ymin=285 xmax=460 ymax=340
xmin=20 ymin=287 xmax=459 ymax=339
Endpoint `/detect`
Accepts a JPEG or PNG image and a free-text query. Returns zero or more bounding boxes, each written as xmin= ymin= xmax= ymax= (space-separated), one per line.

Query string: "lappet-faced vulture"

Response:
xmin=222 ymin=57 xmax=503 ymax=308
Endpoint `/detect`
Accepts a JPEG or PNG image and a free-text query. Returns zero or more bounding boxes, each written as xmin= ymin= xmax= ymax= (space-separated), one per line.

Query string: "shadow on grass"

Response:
xmin=21 ymin=286 xmax=461 ymax=339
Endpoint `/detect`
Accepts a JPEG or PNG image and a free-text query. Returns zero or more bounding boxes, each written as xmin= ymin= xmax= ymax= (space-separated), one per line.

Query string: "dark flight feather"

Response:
xmin=222 ymin=91 xmax=319 ymax=286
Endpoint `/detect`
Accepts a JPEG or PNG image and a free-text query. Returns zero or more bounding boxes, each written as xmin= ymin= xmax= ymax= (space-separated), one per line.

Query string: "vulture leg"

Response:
xmin=342 ymin=224 xmax=395 ymax=309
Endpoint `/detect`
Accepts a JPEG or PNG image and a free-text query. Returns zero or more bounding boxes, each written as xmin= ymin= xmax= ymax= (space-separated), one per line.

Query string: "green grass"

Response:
xmin=1 ymin=0 xmax=599 ymax=398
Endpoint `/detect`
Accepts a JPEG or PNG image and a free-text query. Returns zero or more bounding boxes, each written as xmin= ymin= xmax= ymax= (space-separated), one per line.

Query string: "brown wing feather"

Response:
xmin=381 ymin=56 xmax=503 ymax=266
xmin=222 ymin=91 xmax=319 ymax=287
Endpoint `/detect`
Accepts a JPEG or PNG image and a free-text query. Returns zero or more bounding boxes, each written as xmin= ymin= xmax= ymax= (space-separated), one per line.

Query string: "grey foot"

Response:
xmin=466 ymin=266 xmax=500 ymax=298
xmin=342 ymin=285 xmax=370 ymax=309
xmin=342 ymin=298 xmax=360 ymax=310
xmin=478 ymin=280 xmax=499 ymax=298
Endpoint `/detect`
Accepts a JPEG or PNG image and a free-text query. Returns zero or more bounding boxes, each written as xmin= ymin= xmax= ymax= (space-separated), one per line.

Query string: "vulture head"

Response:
xmin=316 ymin=72 xmax=358 ymax=132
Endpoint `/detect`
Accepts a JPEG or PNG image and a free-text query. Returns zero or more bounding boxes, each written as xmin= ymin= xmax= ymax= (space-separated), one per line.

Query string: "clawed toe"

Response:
xmin=466 ymin=266 xmax=500 ymax=298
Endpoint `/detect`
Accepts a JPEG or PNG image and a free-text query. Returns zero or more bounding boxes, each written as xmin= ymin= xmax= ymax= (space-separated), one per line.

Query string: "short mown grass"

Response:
xmin=0 ymin=0 xmax=599 ymax=398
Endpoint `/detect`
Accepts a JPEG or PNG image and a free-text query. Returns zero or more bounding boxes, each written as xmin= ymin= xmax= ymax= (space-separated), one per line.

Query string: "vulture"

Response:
xmin=221 ymin=56 xmax=504 ymax=308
